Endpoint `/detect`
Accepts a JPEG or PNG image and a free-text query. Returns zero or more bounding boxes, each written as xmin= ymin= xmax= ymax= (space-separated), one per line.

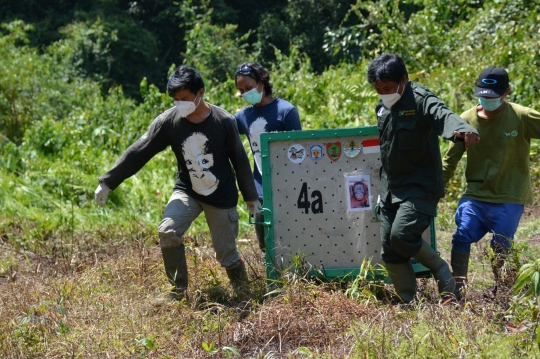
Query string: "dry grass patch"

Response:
xmin=1 ymin=220 xmax=540 ymax=358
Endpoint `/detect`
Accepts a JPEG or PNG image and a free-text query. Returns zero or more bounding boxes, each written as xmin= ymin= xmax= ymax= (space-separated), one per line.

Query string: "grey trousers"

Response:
xmin=158 ymin=190 xmax=241 ymax=268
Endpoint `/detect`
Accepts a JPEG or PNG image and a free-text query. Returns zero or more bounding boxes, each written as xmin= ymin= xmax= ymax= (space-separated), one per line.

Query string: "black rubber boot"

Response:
xmin=451 ymin=251 xmax=470 ymax=301
xmin=385 ymin=262 xmax=417 ymax=304
xmin=254 ymin=212 xmax=266 ymax=252
xmin=413 ymin=241 xmax=455 ymax=297
xmin=226 ymin=259 xmax=249 ymax=294
xmin=161 ymin=244 xmax=189 ymax=300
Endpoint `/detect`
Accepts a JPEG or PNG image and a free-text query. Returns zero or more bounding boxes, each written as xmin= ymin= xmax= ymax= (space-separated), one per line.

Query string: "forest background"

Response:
xmin=1 ymin=0 xmax=540 ymax=357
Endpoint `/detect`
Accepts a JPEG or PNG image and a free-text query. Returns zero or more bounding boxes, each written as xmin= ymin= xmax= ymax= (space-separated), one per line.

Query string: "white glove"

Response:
xmin=94 ymin=183 xmax=110 ymax=207
xmin=246 ymin=200 xmax=260 ymax=215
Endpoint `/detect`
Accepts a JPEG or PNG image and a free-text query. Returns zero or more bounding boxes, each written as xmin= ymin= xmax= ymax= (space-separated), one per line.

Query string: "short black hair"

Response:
xmin=235 ymin=62 xmax=273 ymax=96
xmin=366 ymin=53 xmax=408 ymax=85
xmin=167 ymin=65 xmax=205 ymax=98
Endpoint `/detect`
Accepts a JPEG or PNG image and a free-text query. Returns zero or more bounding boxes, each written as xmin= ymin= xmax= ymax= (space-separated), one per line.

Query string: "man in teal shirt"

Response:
xmin=443 ymin=66 xmax=540 ymax=297
xmin=367 ymin=53 xmax=480 ymax=304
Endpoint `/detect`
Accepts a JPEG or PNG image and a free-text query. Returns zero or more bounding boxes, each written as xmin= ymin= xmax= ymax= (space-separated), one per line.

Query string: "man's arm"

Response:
xmin=225 ymin=117 xmax=259 ymax=202
xmin=442 ymin=140 xmax=466 ymax=184
xmin=284 ymin=107 xmax=302 ymax=131
xmin=98 ymin=114 xmax=170 ymax=190
xmin=422 ymin=94 xmax=479 ymax=146
xmin=525 ymin=107 xmax=540 ymax=139
xmin=234 ymin=111 xmax=249 ymax=136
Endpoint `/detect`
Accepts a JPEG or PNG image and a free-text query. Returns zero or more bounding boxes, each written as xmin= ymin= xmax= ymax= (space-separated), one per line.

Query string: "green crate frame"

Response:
xmin=257 ymin=126 xmax=434 ymax=282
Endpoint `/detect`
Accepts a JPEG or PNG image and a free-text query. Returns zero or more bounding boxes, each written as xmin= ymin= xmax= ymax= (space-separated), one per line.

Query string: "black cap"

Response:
xmin=474 ymin=66 xmax=509 ymax=98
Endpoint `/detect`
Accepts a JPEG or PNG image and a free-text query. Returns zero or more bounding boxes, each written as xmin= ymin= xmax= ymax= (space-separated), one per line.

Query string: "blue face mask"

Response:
xmin=242 ymin=84 xmax=263 ymax=105
xmin=479 ymin=97 xmax=502 ymax=111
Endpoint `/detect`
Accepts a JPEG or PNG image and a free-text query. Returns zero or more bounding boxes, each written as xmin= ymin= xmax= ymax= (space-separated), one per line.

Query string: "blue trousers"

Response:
xmin=451 ymin=198 xmax=524 ymax=253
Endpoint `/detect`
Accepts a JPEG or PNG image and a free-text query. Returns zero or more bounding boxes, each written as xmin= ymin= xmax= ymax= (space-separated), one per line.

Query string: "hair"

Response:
xmin=167 ymin=65 xmax=205 ymax=98
xmin=351 ymin=181 xmax=367 ymax=197
xmin=366 ymin=53 xmax=408 ymax=85
xmin=235 ymin=62 xmax=273 ymax=96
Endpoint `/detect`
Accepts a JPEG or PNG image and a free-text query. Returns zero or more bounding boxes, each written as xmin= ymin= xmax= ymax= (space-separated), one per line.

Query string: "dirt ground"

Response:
xmin=1 ymin=202 xmax=539 ymax=357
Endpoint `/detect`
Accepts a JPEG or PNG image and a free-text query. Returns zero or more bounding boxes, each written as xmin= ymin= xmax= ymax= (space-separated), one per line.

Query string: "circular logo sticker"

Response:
xmin=343 ymin=139 xmax=362 ymax=158
xmin=310 ymin=144 xmax=324 ymax=161
xmin=287 ymin=144 xmax=306 ymax=163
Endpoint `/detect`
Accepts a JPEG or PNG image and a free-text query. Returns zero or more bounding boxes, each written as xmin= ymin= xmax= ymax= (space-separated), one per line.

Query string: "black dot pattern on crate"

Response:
xmin=266 ymin=137 xmax=424 ymax=270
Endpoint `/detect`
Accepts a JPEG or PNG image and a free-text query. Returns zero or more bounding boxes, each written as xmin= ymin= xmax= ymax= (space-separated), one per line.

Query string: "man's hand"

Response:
xmin=95 ymin=183 xmax=110 ymax=207
xmin=454 ymin=131 xmax=481 ymax=150
xmin=246 ymin=200 xmax=260 ymax=215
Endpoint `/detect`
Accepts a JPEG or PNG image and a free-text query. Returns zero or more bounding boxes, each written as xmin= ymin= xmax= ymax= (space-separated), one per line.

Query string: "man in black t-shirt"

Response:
xmin=94 ymin=66 xmax=259 ymax=300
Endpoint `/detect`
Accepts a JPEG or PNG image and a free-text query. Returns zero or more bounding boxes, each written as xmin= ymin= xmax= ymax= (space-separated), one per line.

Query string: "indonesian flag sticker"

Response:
xmin=362 ymin=139 xmax=380 ymax=154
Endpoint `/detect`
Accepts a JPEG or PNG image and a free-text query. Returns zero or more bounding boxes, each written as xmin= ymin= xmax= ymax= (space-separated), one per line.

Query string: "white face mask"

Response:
xmin=174 ymin=92 xmax=201 ymax=117
xmin=379 ymin=81 xmax=402 ymax=109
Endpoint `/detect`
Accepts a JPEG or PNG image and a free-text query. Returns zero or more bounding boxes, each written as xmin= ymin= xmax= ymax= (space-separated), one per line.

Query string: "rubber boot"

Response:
xmin=254 ymin=212 xmax=266 ymax=252
xmin=161 ymin=244 xmax=189 ymax=301
xmin=413 ymin=241 xmax=455 ymax=297
xmin=451 ymin=251 xmax=470 ymax=301
xmin=226 ymin=259 xmax=249 ymax=295
xmin=385 ymin=262 xmax=417 ymax=304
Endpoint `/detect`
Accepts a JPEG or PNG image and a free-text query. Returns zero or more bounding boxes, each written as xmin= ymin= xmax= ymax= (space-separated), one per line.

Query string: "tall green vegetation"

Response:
xmin=1 ymin=0 xmax=539 ymax=248
xmin=1 ymin=1 xmax=540 ymax=356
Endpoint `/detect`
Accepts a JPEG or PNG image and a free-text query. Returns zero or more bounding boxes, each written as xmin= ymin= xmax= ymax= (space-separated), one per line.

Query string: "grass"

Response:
xmin=1 ymin=206 xmax=540 ymax=358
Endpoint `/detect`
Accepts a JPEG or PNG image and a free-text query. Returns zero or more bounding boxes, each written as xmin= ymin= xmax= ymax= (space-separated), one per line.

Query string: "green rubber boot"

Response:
xmin=386 ymin=261 xmax=417 ymax=304
xmin=413 ymin=241 xmax=455 ymax=298
xmin=161 ymin=244 xmax=189 ymax=301
xmin=451 ymin=251 xmax=470 ymax=301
